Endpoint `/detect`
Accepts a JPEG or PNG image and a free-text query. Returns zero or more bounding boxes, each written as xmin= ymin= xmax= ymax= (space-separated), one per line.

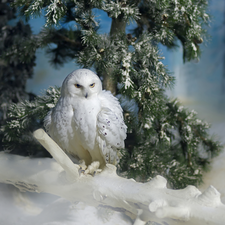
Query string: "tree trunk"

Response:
xmin=102 ymin=17 xmax=126 ymax=95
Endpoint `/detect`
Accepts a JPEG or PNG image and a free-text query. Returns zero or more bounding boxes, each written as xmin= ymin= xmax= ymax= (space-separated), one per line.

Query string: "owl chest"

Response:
xmin=52 ymin=97 xmax=101 ymax=151
xmin=71 ymin=99 xmax=101 ymax=147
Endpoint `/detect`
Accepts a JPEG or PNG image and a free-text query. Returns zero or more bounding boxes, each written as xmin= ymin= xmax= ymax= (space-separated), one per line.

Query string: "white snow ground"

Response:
xmin=199 ymin=122 xmax=225 ymax=204
xmin=1 ymin=106 xmax=225 ymax=225
xmin=1 ymin=128 xmax=225 ymax=225
xmin=0 ymin=182 xmax=133 ymax=225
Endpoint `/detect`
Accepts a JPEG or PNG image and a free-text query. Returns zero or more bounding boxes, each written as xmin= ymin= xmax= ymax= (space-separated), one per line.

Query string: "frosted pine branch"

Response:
xmin=0 ymin=128 xmax=224 ymax=225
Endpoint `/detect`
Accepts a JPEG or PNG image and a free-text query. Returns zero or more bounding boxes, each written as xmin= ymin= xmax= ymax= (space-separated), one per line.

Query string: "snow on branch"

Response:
xmin=0 ymin=128 xmax=224 ymax=225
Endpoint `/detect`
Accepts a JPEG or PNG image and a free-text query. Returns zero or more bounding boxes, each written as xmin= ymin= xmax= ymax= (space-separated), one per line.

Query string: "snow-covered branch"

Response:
xmin=0 ymin=128 xmax=224 ymax=225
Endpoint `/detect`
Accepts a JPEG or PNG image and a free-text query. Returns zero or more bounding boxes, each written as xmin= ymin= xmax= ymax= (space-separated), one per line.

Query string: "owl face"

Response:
xmin=61 ymin=69 xmax=102 ymax=98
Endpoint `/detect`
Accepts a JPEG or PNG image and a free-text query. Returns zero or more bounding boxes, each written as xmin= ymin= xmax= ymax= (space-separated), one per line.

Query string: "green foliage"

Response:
xmin=12 ymin=0 xmax=209 ymax=63
xmin=2 ymin=0 xmax=221 ymax=188
xmin=135 ymin=0 xmax=209 ymax=62
xmin=2 ymin=87 xmax=60 ymax=156
xmin=119 ymin=99 xmax=222 ymax=188
xmin=0 ymin=0 xmax=36 ymax=152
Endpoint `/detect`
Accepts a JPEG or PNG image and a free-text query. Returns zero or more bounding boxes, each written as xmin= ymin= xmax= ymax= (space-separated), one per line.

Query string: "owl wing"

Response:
xmin=96 ymin=91 xmax=127 ymax=165
xmin=44 ymin=109 xmax=52 ymax=135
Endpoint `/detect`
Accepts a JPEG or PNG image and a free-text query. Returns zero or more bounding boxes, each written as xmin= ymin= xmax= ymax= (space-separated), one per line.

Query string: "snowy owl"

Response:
xmin=44 ymin=69 xmax=127 ymax=169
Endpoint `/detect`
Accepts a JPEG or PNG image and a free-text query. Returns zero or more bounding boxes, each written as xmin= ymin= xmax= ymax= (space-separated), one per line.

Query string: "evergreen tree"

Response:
xmin=0 ymin=0 xmax=37 ymax=154
xmin=2 ymin=0 xmax=221 ymax=188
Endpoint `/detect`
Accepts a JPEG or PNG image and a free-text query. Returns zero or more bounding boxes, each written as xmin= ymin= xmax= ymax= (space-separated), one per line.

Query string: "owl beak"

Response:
xmin=83 ymin=88 xmax=89 ymax=98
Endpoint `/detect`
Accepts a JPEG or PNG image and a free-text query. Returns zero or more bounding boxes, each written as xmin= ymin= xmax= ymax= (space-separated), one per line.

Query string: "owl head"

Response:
xmin=61 ymin=69 xmax=102 ymax=98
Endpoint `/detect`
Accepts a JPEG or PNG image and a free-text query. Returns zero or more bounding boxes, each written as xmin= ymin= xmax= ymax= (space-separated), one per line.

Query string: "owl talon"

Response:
xmin=79 ymin=160 xmax=87 ymax=170
xmin=93 ymin=169 xmax=102 ymax=176
xmin=86 ymin=161 xmax=101 ymax=175
xmin=79 ymin=168 xmax=86 ymax=174
xmin=77 ymin=160 xmax=88 ymax=175
xmin=77 ymin=161 xmax=101 ymax=176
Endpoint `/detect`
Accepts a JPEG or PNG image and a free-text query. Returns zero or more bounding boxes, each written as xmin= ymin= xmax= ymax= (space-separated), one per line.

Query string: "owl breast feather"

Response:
xmin=71 ymin=97 xmax=102 ymax=150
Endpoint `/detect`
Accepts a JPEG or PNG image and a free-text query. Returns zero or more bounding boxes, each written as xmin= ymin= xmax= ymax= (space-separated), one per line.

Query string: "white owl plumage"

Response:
xmin=44 ymin=69 xmax=127 ymax=168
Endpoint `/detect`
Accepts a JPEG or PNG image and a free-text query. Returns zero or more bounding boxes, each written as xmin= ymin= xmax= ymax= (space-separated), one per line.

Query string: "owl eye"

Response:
xmin=90 ymin=83 xmax=95 ymax=88
xmin=74 ymin=84 xmax=82 ymax=88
